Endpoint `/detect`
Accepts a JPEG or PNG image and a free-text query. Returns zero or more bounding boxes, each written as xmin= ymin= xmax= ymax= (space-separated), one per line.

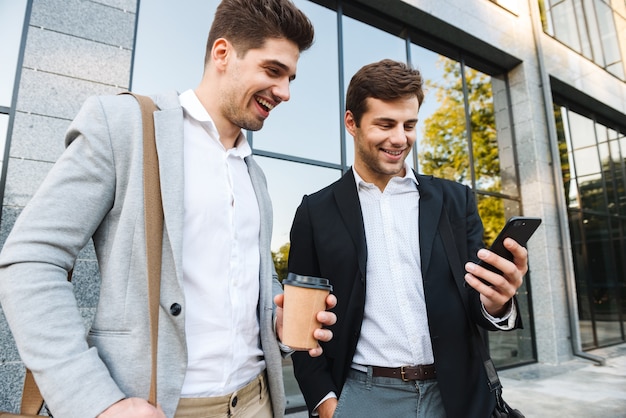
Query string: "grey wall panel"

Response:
xmin=30 ymin=0 xmax=136 ymax=49
xmin=24 ymin=27 xmax=132 ymax=88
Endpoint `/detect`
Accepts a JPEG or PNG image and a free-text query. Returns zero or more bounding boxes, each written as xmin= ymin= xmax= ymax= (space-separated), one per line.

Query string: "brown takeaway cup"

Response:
xmin=282 ymin=273 xmax=333 ymax=350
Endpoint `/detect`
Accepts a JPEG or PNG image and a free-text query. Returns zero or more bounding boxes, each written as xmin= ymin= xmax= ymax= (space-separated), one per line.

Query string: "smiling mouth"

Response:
xmin=382 ymin=149 xmax=404 ymax=156
xmin=255 ymin=97 xmax=275 ymax=112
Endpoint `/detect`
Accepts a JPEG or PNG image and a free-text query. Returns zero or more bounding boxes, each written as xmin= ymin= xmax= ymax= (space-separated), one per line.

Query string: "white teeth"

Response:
xmin=256 ymin=97 xmax=274 ymax=111
xmin=384 ymin=149 xmax=402 ymax=155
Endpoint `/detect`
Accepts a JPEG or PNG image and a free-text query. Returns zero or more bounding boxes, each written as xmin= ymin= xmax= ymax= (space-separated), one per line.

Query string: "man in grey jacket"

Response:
xmin=0 ymin=1 xmax=335 ymax=417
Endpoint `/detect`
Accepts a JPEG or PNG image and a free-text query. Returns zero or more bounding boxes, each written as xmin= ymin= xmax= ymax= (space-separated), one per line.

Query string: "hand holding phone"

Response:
xmin=477 ymin=216 xmax=542 ymax=278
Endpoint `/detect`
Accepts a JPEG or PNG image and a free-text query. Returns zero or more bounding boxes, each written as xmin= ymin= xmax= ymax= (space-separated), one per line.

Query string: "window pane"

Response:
xmin=253 ymin=0 xmax=341 ymax=164
xmin=466 ymin=65 xmax=503 ymax=194
xmin=569 ymin=213 xmax=595 ymax=349
xmin=0 ymin=114 xmax=8 ymax=167
xmin=255 ymin=156 xmax=341 ymax=253
xmin=132 ymin=0 xmax=219 ymax=93
xmin=551 ymin=0 xmax=582 ymax=51
xmin=584 ymin=215 xmax=623 ymax=346
xmin=417 ymin=57 xmax=470 ymax=185
xmin=409 ymin=44 xmax=447 ymax=173
xmin=342 ymin=14 xmax=407 ymax=168
xmin=575 ymin=0 xmax=593 ymax=58
xmin=573 ymin=147 xmax=601 ymax=177
xmin=594 ymin=0 xmax=622 ymax=68
xmin=568 ymin=110 xmax=596 ymax=149
xmin=0 ymin=0 xmax=27 ymax=107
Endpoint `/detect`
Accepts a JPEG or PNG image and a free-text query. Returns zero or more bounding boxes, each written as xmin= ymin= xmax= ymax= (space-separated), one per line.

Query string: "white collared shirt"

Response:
xmin=352 ymin=166 xmax=435 ymax=367
xmin=314 ymin=166 xmax=517 ymax=413
xmin=179 ymin=89 xmax=264 ymax=397
xmin=351 ymin=165 xmax=516 ymax=368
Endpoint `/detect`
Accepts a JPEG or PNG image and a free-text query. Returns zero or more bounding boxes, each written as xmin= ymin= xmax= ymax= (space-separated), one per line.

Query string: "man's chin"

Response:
xmin=241 ymin=120 xmax=264 ymax=132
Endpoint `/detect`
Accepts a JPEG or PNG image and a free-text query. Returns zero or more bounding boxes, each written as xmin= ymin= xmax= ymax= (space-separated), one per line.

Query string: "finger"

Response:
xmin=317 ymin=310 xmax=337 ymax=326
xmin=308 ymin=346 xmax=323 ymax=357
xmin=466 ymin=261 xmax=509 ymax=288
xmin=273 ymin=293 xmax=284 ymax=308
xmin=325 ymin=293 xmax=337 ymax=309
xmin=503 ymin=238 xmax=529 ymax=273
xmin=314 ymin=328 xmax=333 ymax=343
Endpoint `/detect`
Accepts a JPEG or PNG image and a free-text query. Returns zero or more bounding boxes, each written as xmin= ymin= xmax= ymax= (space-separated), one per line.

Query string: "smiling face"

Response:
xmin=221 ymin=37 xmax=299 ymax=132
xmin=198 ymin=37 xmax=300 ymax=147
xmin=347 ymin=96 xmax=420 ymax=191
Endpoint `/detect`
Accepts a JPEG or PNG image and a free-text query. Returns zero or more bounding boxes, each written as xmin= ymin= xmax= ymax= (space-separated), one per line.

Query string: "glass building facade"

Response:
xmin=0 ymin=0 xmax=624 ymax=413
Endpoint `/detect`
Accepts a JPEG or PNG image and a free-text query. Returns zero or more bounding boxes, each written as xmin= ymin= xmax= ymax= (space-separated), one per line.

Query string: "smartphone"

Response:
xmin=477 ymin=216 xmax=542 ymax=278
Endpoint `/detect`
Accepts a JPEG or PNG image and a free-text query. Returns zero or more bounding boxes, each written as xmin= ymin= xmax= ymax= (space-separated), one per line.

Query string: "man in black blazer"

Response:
xmin=287 ymin=59 xmax=528 ymax=417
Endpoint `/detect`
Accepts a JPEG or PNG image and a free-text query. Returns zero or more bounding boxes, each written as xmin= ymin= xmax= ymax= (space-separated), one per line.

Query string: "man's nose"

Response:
xmin=389 ymin=125 xmax=408 ymax=145
xmin=273 ymin=77 xmax=291 ymax=103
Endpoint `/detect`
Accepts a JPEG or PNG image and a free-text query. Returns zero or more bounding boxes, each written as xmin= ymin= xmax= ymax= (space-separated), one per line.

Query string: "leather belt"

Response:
xmin=371 ymin=364 xmax=436 ymax=381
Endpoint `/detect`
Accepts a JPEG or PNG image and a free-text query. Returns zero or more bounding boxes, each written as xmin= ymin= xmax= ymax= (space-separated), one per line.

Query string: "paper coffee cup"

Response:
xmin=282 ymin=273 xmax=333 ymax=350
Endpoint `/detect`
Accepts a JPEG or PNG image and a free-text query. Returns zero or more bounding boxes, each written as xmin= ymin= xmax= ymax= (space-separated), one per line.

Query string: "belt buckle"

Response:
xmin=400 ymin=366 xmax=410 ymax=382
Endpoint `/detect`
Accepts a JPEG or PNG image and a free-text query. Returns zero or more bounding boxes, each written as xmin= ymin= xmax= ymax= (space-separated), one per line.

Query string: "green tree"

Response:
xmin=272 ymin=242 xmax=290 ymax=283
xmin=419 ymin=57 xmax=503 ymax=244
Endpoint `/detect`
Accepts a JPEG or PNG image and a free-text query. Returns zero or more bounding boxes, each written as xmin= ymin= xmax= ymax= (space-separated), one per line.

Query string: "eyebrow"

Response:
xmin=373 ymin=117 xmax=418 ymax=124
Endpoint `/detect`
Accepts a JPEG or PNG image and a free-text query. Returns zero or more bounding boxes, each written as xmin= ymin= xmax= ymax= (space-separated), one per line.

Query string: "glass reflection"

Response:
xmin=132 ymin=0 xmax=219 ymax=93
xmin=254 ymin=155 xmax=341 ymax=253
xmin=558 ymin=104 xmax=626 ymax=349
xmin=253 ymin=0 xmax=341 ymax=164
xmin=341 ymin=13 xmax=407 ymax=167
xmin=409 ymin=44 xmax=446 ymax=172
xmin=568 ymin=110 xmax=596 ymax=149
xmin=583 ymin=215 xmax=622 ymax=346
xmin=466 ymin=65 xmax=502 ymax=194
xmin=0 ymin=114 xmax=8 ymax=169
xmin=573 ymin=147 xmax=600 ymax=177
xmin=418 ymin=57 xmax=469 ymax=184
xmin=0 ymin=0 xmax=27 ymax=107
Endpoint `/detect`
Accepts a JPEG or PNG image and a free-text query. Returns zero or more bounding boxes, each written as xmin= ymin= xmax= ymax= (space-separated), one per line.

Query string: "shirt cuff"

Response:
xmin=312 ymin=392 xmax=337 ymax=416
xmin=482 ymin=299 xmax=517 ymax=330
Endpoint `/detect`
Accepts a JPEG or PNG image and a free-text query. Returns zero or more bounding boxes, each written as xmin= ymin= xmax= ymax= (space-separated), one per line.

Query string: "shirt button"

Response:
xmin=169 ymin=303 xmax=182 ymax=316
xmin=231 ymin=396 xmax=238 ymax=407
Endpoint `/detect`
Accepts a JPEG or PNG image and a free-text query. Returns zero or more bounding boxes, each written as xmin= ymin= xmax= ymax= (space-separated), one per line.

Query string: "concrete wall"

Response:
xmin=0 ymin=0 xmax=136 ymax=411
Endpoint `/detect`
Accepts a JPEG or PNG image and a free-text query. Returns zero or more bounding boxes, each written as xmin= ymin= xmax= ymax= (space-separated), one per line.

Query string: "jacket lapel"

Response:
xmin=152 ymin=92 xmax=185 ymax=284
xmin=334 ymin=170 xmax=367 ymax=279
xmin=415 ymin=173 xmax=443 ymax=278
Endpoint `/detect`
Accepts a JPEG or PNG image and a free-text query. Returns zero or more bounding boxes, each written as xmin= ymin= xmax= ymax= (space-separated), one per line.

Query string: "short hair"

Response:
xmin=346 ymin=59 xmax=424 ymax=126
xmin=205 ymin=0 xmax=314 ymax=64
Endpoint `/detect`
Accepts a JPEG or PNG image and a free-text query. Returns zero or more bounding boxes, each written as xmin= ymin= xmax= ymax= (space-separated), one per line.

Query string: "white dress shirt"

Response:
xmin=352 ymin=166 xmax=434 ymax=367
xmin=351 ymin=165 xmax=516 ymax=369
xmin=179 ymin=89 xmax=265 ymax=397
xmin=314 ymin=165 xmax=516 ymax=412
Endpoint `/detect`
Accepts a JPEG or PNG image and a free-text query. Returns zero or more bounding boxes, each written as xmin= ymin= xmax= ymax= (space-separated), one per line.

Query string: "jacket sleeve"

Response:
xmin=287 ymin=195 xmax=339 ymax=412
xmin=456 ymin=182 xmax=522 ymax=331
xmin=0 ymin=96 xmax=126 ymax=417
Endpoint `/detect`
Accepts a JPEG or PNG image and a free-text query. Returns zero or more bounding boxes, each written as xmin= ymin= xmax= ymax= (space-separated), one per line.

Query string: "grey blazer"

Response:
xmin=0 ymin=91 xmax=285 ymax=418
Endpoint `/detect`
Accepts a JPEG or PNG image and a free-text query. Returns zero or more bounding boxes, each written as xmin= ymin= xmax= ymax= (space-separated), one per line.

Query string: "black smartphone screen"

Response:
xmin=477 ymin=216 xmax=542 ymax=276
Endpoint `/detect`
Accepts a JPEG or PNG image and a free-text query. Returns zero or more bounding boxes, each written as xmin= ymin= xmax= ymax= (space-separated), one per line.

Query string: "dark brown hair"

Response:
xmin=346 ymin=59 xmax=424 ymax=126
xmin=205 ymin=0 xmax=314 ymax=65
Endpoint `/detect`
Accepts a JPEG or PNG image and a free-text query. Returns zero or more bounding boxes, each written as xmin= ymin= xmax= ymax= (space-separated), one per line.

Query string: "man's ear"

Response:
xmin=211 ymin=38 xmax=230 ymax=71
xmin=344 ymin=110 xmax=357 ymax=136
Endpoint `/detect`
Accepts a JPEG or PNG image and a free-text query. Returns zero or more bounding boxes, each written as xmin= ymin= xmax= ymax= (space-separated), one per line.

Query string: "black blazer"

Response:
xmin=288 ymin=170 xmax=522 ymax=418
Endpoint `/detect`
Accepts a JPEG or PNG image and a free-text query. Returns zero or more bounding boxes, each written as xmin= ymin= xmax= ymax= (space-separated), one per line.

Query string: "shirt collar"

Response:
xmin=352 ymin=164 xmax=419 ymax=190
xmin=179 ymin=89 xmax=251 ymax=157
